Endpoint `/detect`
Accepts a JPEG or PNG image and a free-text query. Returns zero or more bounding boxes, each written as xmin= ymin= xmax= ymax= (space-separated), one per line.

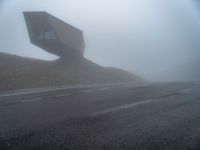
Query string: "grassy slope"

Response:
xmin=0 ymin=52 xmax=142 ymax=92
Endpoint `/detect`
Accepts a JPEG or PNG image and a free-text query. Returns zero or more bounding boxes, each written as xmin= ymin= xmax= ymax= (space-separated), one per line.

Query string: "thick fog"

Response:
xmin=1 ymin=0 xmax=200 ymax=80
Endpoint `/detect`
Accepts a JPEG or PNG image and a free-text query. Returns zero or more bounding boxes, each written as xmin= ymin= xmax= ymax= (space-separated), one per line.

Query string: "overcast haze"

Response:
xmin=0 ymin=0 xmax=200 ymax=79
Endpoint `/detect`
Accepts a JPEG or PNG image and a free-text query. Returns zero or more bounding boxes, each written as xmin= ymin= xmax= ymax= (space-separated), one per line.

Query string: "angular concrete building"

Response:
xmin=23 ymin=12 xmax=85 ymax=60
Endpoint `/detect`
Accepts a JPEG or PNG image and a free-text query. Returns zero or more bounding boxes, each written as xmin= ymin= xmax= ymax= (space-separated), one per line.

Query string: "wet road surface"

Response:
xmin=0 ymin=83 xmax=200 ymax=150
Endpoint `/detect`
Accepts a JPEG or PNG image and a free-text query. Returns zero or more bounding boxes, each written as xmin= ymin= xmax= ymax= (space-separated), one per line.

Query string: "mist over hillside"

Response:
xmin=1 ymin=0 xmax=200 ymax=79
xmin=151 ymin=59 xmax=200 ymax=82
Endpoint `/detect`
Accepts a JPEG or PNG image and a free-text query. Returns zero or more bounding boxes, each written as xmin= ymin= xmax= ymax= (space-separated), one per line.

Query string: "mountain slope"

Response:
xmin=0 ymin=52 xmax=142 ymax=92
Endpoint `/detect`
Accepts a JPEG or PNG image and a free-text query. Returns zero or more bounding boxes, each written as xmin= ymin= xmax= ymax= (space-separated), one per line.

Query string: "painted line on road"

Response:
xmin=91 ymin=99 xmax=162 ymax=117
xmin=179 ymin=88 xmax=200 ymax=94
xmin=0 ymin=86 xmax=92 ymax=98
xmin=0 ymin=83 xmax=134 ymax=98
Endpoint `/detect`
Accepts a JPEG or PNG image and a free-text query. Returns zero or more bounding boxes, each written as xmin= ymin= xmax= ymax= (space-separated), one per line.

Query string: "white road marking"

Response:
xmin=92 ymin=99 xmax=162 ymax=116
xmin=0 ymin=90 xmax=44 ymax=97
xmin=0 ymin=83 xmax=145 ymax=98
xmin=179 ymin=88 xmax=200 ymax=94
xmin=0 ymin=83 xmax=129 ymax=98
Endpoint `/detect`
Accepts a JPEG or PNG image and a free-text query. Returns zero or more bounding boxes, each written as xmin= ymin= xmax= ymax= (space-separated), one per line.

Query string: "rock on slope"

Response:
xmin=0 ymin=52 xmax=142 ymax=92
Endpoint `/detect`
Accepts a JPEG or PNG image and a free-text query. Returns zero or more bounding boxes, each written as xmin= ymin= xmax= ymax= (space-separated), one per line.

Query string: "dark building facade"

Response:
xmin=23 ymin=11 xmax=85 ymax=60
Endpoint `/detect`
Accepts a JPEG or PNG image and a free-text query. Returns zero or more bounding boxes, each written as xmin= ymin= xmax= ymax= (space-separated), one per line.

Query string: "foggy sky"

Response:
xmin=0 ymin=0 xmax=200 ymax=79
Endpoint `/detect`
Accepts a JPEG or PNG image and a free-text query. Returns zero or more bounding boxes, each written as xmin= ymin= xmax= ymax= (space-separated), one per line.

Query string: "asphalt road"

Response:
xmin=0 ymin=83 xmax=200 ymax=150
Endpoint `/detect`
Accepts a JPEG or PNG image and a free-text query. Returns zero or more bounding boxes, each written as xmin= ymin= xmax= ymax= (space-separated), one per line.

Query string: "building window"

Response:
xmin=38 ymin=29 xmax=57 ymax=40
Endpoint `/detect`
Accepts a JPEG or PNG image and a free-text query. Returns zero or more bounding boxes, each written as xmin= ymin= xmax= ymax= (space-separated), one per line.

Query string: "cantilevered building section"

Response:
xmin=23 ymin=11 xmax=85 ymax=59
